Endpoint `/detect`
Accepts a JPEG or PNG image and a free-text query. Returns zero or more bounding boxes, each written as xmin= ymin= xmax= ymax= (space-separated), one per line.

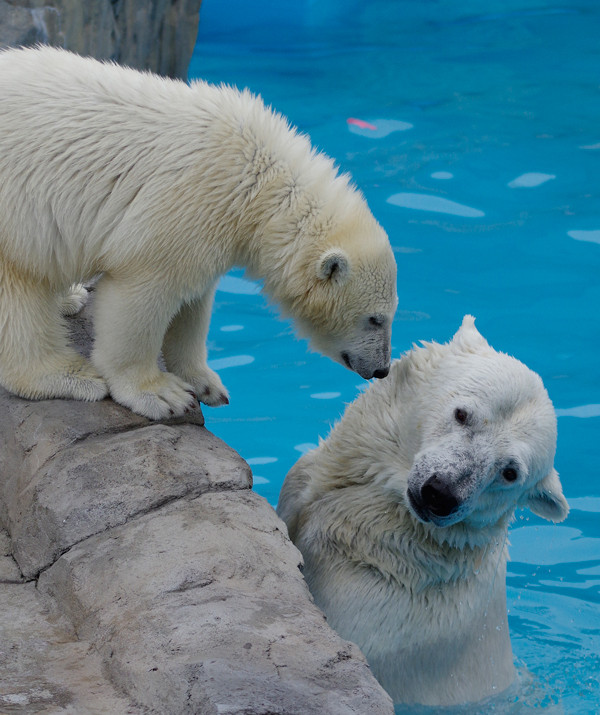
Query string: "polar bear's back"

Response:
xmin=0 ymin=45 xmax=371 ymax=306
xmin=0 ymin=49 xmax=203 ymax=278
xmin=0 ymin=47 xmax=288 ymax=283
xmin=0 ymin=46 xmax=235 ymax=141
xmin=1 ymin=45 xmax=182 ymax=100
xmin=0 ymin=47 xmax=218 ymax=171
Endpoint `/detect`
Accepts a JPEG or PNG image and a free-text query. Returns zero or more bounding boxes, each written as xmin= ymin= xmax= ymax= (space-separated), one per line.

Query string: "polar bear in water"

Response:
xmin=278 ymin=316 xmax=568 ymax=706
xmin=0 ymin=47 xmax=397 ymax=419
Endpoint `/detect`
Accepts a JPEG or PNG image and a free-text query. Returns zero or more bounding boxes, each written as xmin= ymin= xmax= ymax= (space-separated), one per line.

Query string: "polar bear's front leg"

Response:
xmin=162 ymin=285 xmax=229 ymax=407
xmin=91 ymin=276 xmax=200 ymax=420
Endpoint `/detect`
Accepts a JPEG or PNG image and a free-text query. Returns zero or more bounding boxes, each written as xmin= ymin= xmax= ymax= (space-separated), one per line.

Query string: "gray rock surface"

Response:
xmin=39 ymin=492 xmax=388 ymax=715
xmin=1 ymin=398 xmax=247 ymax=579
xmin=0 ymin=573 xmax=143 ymax=713
xmin=0 ymin=0 xmax=203 ymax=79
xmin=0 ymin=299 xmax=393 ymax=713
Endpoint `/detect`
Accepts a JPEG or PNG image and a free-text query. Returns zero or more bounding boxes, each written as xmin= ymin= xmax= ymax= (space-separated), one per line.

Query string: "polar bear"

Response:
xmin=0 ymin=47 xmax=397 ymax=419
xmin=278 ymin=316 xmax=569 ymax=707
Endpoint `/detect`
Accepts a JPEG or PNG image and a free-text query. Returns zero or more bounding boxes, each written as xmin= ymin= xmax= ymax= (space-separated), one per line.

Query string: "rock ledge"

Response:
xmin=0 ymin=301 xmax=393 ymax=714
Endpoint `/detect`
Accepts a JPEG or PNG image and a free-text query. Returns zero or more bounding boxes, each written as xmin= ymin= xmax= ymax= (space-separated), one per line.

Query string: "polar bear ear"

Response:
xmin=451 ymin=315 xmax=489 ymax=352
xmin=317 ymin=249 xmax=351 ymax=284
xmin=527 ymin=468 xmax=569 ymax=522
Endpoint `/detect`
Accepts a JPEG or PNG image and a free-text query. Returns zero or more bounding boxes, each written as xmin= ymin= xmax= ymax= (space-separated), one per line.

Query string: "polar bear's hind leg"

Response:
xmin=0 ymin=263 xmax=107 ymax=402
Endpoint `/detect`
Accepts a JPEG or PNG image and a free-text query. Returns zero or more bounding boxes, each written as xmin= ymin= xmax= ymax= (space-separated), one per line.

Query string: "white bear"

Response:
xmin=278 ymin=316 xmax=569 ymax=707
xmin=0 ymin=47 xmax=397 ymax=419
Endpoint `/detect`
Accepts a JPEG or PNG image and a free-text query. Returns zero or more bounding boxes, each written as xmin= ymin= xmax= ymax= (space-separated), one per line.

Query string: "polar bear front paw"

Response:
xmin=186 ymin=367 xmax=230 ymax=408
xmin=108 ymin=372 xmax=201 ymax=420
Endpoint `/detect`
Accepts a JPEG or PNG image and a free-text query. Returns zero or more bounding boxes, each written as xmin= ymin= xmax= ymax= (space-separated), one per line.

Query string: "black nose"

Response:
xmin=420 ymin=475 xmax=459 ymax=518
xmin=373 ymin=366 xmax=390 ymax=379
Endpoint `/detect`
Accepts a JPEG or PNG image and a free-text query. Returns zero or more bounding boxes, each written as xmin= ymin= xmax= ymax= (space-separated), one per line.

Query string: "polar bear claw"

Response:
xmin=107 ymin=372 xmax=200 ymax=421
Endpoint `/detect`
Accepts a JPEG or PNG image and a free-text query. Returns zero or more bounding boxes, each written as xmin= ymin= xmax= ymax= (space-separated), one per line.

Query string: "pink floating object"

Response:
xmin=347 ymin=117 xmax=377 ymax=131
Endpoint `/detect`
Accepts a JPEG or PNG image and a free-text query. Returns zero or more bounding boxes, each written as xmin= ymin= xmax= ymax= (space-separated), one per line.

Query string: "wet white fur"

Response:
xmin=278 ymin=316 xmax=568 ymax=706
xmin=0 ymin=47 xmax=396 ymax=418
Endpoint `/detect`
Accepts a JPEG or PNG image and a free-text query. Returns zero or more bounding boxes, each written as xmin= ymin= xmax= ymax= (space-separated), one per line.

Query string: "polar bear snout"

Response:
xmin=349 ymin=358 xmax=391 ymax=381
xmin=407 ymin=474 xmax=461 ymax=524
xmin=418 ymin=475 xmax=460 ymax=519
xmin=342 ymin=350 xmax=391 ymax=380
xmin=340 ymin=335 xmax=391 ymax=380
xmin=406 ymin=444 xmax=490 ymax=526
xmin=373 ymin=365 xmax=390 ymax=379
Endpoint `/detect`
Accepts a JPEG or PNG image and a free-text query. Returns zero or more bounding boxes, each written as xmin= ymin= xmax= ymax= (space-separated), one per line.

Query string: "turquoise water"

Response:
xmin=189 ymin=1 xmax=599 ymax=711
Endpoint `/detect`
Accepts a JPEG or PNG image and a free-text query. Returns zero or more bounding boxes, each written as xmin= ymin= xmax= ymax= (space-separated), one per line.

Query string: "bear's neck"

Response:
xmin=206 ymin=85 xmax=350 ymax=302
xmin=326 ymin=485 xmax=509 ymax=588
xmin=234 ymin=154 xmax=348 ymax=308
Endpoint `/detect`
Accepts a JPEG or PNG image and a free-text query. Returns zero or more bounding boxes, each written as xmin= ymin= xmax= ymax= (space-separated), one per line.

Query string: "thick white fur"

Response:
xmin=278 ymin=316 xmax=569 ymax=706
xmin=0 ymin=47 xmax=397 ymax=419
xmin=59 ymin=284 xmax=89 ymax=317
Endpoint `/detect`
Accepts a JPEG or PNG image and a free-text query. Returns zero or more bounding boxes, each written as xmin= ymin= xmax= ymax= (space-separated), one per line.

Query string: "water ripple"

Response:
xmin=387 ymin=192 xmax=485 ymax=218
xmin=247 ymin=457 xmax=278 ymax=465
xmin=347 ymin=118 xmax=413 ymax=138
xmin=217 ymin=275 xmax=261 ymax=295
xmin=568 ymin=230 xmax=600 ymax=245
xmin=208 ymin=355 xmax=255 ymax=370
xmin=294 ymin=442 xmax=317 ymax=454
xmin=556 ymin=404 xmax=600 ymax=418
xmin=508 ymin=172 xmax=556 ymax=188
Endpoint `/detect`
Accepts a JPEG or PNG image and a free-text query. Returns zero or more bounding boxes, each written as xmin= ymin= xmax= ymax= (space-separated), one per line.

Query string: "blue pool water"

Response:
xmin=188 ymin=1 xmax=600 ymax=711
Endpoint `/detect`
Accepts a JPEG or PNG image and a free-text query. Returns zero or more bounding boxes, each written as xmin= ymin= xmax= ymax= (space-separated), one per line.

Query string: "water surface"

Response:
xmin=189 ymin=2 xmax=600 ymax=710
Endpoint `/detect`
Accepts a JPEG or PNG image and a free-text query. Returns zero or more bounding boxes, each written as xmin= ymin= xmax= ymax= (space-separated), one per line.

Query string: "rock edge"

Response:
xmin=0 ymin=300 xmax=393 ymax=714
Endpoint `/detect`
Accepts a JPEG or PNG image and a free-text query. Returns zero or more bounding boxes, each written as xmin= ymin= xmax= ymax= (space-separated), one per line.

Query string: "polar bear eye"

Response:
xmin=454 ymin=408 xmax=468 ymax=425
xmin=368 ymin=314 xmax=385 ymax=328
xmin=502 ymin=467 xmax=518 ymax=483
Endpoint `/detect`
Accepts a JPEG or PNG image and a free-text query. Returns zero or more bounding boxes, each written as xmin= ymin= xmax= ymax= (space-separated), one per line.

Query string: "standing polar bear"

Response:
xmin=278 ymin=316 xmax=569 ymax=706
xmin=0 ymin=47 xmax=397 ymax=419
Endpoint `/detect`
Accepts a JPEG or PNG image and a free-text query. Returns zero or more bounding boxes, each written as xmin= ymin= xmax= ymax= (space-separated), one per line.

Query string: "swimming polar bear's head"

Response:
xmin=405 ymin=316 xmax=568 ymax=533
